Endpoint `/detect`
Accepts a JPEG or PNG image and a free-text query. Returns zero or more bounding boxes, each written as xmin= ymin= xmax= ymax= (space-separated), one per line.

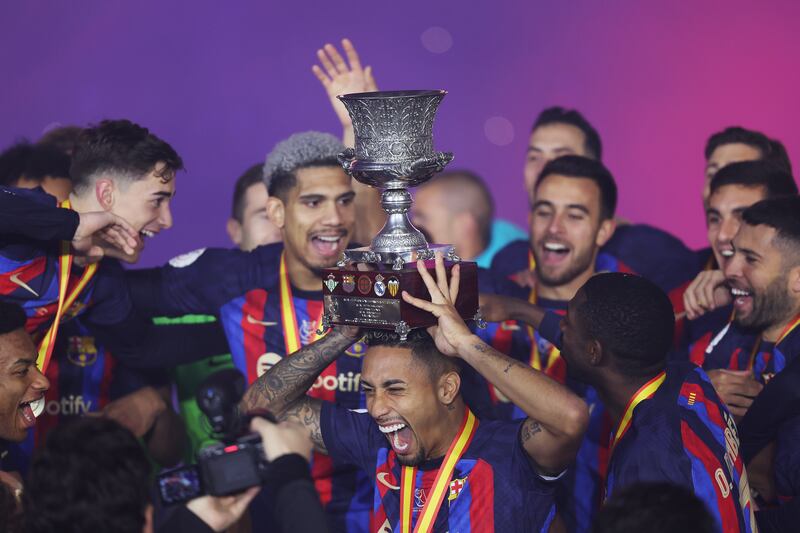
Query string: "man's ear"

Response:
xmin=788 ymin=265 xmax=800 ymax=298
xmin=596 ymin=217 xmax=617 ymax=247
xmin=226 ymin=218 xmax=243 ymax=247
xmin=438 ymin=371 xmax=461 ymax=407
xmin=95 ymin=179 xmax=115 ymax=211
xmin=587 ymin=339 xmax=604 ymax=367
xmin=266 ymin=196 xmax=286 ymax=229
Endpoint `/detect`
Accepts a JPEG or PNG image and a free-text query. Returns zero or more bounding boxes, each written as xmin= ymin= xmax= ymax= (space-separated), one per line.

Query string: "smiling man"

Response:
xmin=0 ymin=302 xmax=50 ymax=447
xmin=685 ymin=196 xmax=800 ymax=414
xmin=240 ymin=253 xmax=588 ymax=532
xmin=127 ymin=131 xmax=373 ymax=532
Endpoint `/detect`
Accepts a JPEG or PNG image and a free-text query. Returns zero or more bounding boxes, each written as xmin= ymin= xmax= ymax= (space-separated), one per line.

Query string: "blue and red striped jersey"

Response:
xmin=150 ymin=243 xmax=371 ymax=532
xmin=2 ymin=318 xmax=166 ymax=475
xmin=701 ymin=319 xmax=800 ymax=383
xmin=606 ymin=361 xmax=757 ymax=533
xmin=321 ymin=403 xmax=558 ymax=533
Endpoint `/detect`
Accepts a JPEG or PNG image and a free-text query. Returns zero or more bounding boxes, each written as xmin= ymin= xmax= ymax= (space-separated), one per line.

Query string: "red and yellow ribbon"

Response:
xmin=36 ymin=200 xmax=97 ymax=372
xmin=279 ymin=252 xmax=325 ymax=355
xmin=747 ymin=314 xmax=800 ymax=370
xmin=608 ymin=370 xmax=666 ymax=459
xmin=399 ymin=409 xmax=478 ymax=533
xmin=526 ymin=250 xmax=560 ymax=373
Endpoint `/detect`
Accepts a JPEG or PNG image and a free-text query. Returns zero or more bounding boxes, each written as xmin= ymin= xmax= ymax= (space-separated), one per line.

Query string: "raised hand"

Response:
xmin=401 ymin=253 xmax=473 ymax=357
xmin=312 ymin=39 xmax=377 ymax=144
xmin=72 ymin=210 xmax=139 ymax=265
xmin=682 ymin=269 xmax=731 ymax=320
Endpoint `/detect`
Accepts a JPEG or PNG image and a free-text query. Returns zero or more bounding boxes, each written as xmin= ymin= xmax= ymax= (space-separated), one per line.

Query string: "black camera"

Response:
xmin=157 ymin=369 xmax=273 ymax=505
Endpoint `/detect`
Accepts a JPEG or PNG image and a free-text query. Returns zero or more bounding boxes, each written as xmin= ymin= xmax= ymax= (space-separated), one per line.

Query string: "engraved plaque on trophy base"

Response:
xmin=321 ymin=261 xmax=478 ymax=337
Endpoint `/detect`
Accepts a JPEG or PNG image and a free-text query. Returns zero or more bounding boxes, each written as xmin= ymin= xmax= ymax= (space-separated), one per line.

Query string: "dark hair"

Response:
xmin=532 ymin=106 xmax=602 ymax=160
xmin=0 ymin=301 xmax=27 ymax=335
xmin=69 ymin=119 xmax=183 ymax=194
xmin=38 ymin=125 xmax=83 ymax=156
xmin=593 ymin=482 xmax=716 ymax=533
xmin=364 ymin=329 xmax=461 ymax=381
xmin=0 ymin=142 xmax=71 ymax=186
xmin=742 ymin=196 xmax=800 ymax=257
xmin=577 ymin=273 xmax=674 ymax=377
xmin=535 ymin=155 xmax=617 ymax=219
xmin=434 ymin=170 xmax=494 ymax=247
xmin=23 ymin=417 xmax=151 ymax=533
xmin=231 ymin=163 xmax=265 ymax=221
xmin=704 ymin=126 xmax=793 ymax=174
xmin=709 ymin=160 xmax=798 ymax=198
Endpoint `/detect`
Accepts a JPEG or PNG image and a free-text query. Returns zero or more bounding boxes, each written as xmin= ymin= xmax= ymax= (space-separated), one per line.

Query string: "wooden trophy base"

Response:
xmin=321 ymin=260 xmax=478 ymax=338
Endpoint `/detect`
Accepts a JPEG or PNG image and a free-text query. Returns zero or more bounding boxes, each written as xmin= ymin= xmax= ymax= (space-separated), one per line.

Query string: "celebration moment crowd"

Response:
xmin=1 ymin=39 xmax=799 ymax=533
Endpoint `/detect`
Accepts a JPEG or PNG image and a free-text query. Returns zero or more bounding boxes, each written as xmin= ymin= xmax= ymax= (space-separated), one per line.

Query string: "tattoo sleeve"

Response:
xmin=240 ymin=330 xmax=355 ymax=416
xmin=282 ymin=397 xmax=327 ymax=453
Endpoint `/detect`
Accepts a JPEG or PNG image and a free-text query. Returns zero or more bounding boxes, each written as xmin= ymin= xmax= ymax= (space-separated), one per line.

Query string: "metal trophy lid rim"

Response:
xmin=338 ymin=89 xmax=446 ymax=100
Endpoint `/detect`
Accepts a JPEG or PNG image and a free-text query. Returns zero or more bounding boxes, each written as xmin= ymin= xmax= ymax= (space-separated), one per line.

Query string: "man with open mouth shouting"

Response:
xmin=240 ymin=252 xmax=589 ymax=533
xmin=0 ymin=301 xmax=50 ymax=524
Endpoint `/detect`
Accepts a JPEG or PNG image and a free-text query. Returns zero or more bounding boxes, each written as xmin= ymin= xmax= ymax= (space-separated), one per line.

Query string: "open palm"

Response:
xmin=312 ymin=39 xmax=377 ymax=128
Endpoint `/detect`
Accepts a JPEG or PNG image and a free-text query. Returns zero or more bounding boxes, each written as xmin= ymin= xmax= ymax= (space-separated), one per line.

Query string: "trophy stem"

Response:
xmin=370 ymin=188 xmax=429 ymax=254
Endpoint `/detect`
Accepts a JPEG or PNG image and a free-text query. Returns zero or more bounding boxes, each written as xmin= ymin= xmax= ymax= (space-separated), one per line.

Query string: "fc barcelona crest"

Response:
xmin=374 ymin=274 xmax=386 ymax=297
xmin=387 ymin=277 xmax=400 ymax=297
xmin=67 ymin=336 xmax=98 ymax=367
xmin=324 ymin=274 xmax=339 ymax=293
xmin=342 ymin=274 xmax=355 ymax=293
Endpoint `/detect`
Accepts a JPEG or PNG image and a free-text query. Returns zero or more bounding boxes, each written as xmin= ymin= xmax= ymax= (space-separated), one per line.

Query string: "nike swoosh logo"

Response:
xmin=10 ymin=274 xmax=39 ymax=297
xmin=376 ymin=472 xmax=400 ymax=491
xmin=246 ymin=314 xmax=278 ymax=327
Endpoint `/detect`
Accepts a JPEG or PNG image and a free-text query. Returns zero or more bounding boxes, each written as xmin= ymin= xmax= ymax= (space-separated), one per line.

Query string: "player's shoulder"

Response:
xmin=489 ymin=239 xmax=529 ymax=277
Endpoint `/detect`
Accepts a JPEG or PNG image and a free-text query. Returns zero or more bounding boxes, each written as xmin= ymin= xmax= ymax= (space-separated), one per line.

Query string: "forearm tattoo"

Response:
xmin=521 ymin=418 xmax=543 ymax=444
xmin=282 ymin=397 xmax=326 ymax=453
xmin=241 ymin=331 xmax=354 ymax=414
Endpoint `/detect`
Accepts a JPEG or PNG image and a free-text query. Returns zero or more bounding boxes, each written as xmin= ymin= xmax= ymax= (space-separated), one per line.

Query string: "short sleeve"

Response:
xmin=320 ymin=402 xmax=381 ymax=473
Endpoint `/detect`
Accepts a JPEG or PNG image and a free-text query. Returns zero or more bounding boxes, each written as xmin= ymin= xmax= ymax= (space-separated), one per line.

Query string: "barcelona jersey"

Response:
xmin=138 ymin=242 xmax=371 ymax=532
xmin=605 ymin=361 xmax=757 ymax=533
xmin=320 ymin=403 xmax=559 ymax=533
xmin=2 ymin=318 xmax=167 ymax=475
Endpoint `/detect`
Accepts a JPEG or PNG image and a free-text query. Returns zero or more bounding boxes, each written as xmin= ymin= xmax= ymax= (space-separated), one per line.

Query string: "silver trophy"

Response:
xmin=321 ymin=90 xmax=481 ymax=339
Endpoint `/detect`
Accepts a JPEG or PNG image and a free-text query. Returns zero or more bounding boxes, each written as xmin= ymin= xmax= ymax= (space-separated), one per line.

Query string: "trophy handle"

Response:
xmin=338 ymin=148 xmax=357 ymax=173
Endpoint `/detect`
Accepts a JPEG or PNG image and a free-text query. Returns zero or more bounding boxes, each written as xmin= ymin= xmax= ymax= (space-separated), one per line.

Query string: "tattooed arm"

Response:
xmin=402 ymin=254 xmax=588 ymax=474
xmin=457 ymin=339 xmax=588 ymax=474
xmin=240 ymin=327 xmax=360 ymax=452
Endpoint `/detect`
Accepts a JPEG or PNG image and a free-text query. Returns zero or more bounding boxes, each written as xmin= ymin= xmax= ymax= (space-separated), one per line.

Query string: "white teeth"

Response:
xmin=378 ymin=423 xmax=407 ymax=434
xmin=721 ymin=250 xmax=734 ymax=257
xmin=544 ymin=242 xmax=568 ymax=251
xmin=140 ymin=230 xmax=155 ymax=238
xmin=30 ymin=397 xmax=45 ymax=417
xmin=730 ymin=288 xmax=751 ymax=297
xmin=315 ymin=235 xmax=341 ymax=242
xmin=393 ymin=431 xmax=409 ymax=451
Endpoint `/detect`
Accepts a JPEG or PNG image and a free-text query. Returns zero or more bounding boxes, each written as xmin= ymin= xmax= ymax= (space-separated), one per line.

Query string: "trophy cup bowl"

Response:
xmin=322 ymin=90 xmax=481 ymax=339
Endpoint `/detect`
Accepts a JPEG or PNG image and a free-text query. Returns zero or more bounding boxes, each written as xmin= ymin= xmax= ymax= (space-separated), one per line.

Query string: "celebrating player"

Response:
xmin=240 ymin=252 xmax=589 ymax=532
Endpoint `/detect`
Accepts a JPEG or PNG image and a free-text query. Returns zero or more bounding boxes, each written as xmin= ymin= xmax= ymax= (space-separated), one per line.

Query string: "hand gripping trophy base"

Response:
xmin=322 ymin=90 xmax=480 ymax=338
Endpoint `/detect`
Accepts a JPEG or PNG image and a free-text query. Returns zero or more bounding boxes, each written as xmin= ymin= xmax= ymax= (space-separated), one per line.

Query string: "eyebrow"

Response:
xmin=152 ymin=190 xmax=175 ymax=199
xmin=297 ymin=194 xmax=326 ymax=202
xmin=736 ymin=246 xmax=762 ymax=259
xmin=12 ymin=358 xmax=34 ymax=367
xmin=532 ymin=200 xmax=590 ymax=215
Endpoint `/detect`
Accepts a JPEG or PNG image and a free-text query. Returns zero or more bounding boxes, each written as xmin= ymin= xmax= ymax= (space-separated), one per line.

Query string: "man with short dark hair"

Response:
xmin=545 ymin=272 xmax=756 ymax=532
xmin=679 ymin=161 xmax=797 ymax=355
xmin=128 ymin=131 xmax=372 ymax=531
xmin=226 ymin=163 xmax=282 ymax=251
xmin=0 ymin=141 xmax=72 ymax=202
xmin=240 ymin=253 xmax=588 ymax=532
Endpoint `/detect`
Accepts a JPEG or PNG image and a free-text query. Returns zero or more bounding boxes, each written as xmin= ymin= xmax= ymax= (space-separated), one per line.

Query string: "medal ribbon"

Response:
xmin=399 ymin=409 xmax=478 ymax=533
xmin=747 ymin=313 xmax=800 ymax=370
xmin=608 ymin=370 xmax=666 ymax=460
xmin=36 ymin=200 xmax=98 ymax=372
xmin=278 ymin=252 xmax=325 ymax=355
xmin=526 ymin=250 xmax=560 ymax=372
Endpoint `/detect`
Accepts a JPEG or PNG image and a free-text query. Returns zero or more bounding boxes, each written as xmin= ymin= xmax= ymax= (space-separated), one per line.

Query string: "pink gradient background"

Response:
xmin=2 ymin=0 xmax=799 ymax=266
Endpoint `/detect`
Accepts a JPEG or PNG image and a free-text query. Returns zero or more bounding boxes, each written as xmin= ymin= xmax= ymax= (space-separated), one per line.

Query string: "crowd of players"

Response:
xmin=1 ymin=39 xmax=800 ymax=532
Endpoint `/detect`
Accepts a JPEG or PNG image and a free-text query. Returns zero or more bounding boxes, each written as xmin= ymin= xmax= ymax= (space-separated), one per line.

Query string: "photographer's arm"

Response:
xmin=240 ymin=328 xmax=359 ymax=451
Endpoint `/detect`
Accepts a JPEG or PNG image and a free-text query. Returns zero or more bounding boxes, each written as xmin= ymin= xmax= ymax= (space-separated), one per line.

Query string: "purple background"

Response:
xmin=3 ymin=1 xmax=800 ymax=267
